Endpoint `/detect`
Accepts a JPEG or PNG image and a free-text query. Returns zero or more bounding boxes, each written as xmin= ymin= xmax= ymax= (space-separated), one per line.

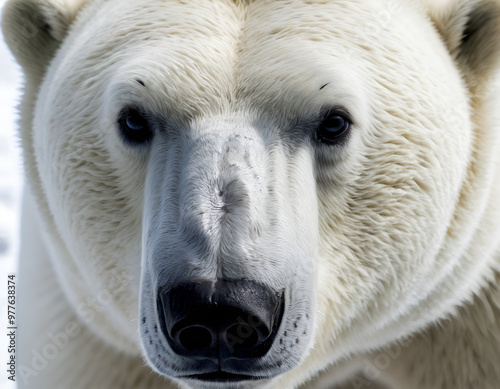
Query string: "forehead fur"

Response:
xmin=55 ymin=0 xmax=452 ymax=125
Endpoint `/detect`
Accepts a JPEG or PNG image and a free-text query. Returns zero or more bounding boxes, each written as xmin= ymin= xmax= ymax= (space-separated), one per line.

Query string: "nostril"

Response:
xmin=157 ymin=280 xmax=284 ymax=361
xmin=225 ymin=323 xmax=260 ymax=350
xmin=178 ymin=325 xmax=213 ymax=350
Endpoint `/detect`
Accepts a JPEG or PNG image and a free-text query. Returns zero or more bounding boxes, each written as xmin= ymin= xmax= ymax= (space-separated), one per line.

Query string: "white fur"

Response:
xmin=2 ymin=0 xmax=500 ymax=388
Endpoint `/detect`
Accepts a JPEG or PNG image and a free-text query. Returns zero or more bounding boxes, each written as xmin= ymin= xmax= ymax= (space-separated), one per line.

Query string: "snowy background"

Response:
xmin=1 ymin=0 xmax=24 ymax=387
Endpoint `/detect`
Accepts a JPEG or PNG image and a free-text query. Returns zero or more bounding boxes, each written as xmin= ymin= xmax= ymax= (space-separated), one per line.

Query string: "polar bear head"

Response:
xmin=3 ymin=0 xmax=500 ymax=387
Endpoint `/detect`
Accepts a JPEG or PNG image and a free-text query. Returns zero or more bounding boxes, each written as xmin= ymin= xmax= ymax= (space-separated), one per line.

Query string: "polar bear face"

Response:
xmin=4 ymin=0 xmax=500 ymax=387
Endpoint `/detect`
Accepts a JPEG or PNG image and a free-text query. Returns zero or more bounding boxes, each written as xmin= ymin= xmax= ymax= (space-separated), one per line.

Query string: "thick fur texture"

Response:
xmin=2 ymin=0 xmax=500 ymax=388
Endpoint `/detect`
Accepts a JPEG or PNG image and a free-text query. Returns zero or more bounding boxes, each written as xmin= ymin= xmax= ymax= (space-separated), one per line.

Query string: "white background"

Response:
xmin=1 ymin=0 xmax=24 ymax=387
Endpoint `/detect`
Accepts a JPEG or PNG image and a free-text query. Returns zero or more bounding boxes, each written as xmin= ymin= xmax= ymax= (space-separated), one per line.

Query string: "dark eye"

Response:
xmin=118 ymin=108 xmax=153 ymax=144
xmin=316 ymin=111 xmax=351 ymax=145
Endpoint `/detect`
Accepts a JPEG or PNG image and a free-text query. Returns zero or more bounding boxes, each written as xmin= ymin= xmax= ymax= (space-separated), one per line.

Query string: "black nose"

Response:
xmin=157 ymin=280 xmax=283 ymax=362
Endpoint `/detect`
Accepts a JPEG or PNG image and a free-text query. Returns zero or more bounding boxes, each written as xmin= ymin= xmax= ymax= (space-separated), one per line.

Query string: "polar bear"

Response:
xmin=2 ymin=0 xmax=500 ymax=388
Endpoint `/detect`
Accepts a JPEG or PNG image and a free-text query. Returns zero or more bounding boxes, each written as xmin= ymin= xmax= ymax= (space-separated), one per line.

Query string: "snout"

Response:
xmin=140 ymin=120 xmax=318 ymax=382
xmin=156 ymin=280 xmax=284 ymax=381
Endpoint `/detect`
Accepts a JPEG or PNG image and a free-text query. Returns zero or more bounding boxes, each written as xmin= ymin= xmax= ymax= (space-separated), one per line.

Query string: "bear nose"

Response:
xmin=157 ymin=280 xmax=283 ymax=363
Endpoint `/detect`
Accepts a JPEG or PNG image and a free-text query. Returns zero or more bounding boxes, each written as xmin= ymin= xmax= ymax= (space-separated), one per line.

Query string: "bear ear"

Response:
xmin=426 ymin=0 xmax=500 ymax=92
xmin=1 ymin=0 xmax=85 ymax=80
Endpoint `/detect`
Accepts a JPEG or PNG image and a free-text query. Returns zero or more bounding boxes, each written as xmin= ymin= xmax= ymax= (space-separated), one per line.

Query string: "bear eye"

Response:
xmin=118 ymin=108 xmax=153 ymax=144
xmin=316 ymin=110 xmax=351 ymax=145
